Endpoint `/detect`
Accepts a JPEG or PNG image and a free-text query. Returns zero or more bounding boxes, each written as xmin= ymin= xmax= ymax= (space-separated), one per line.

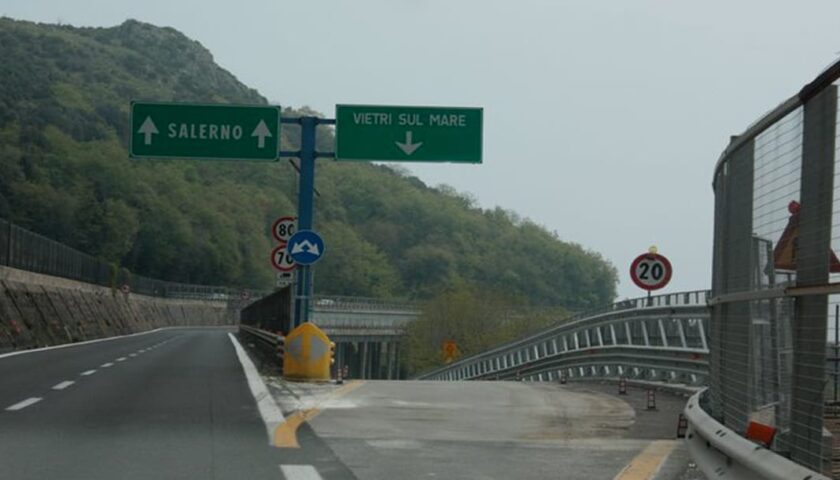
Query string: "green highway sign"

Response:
xmin=130 ymin=102 xmax=280 ymax=161
xmin=335 ymin=105 xmax=482 ymax=163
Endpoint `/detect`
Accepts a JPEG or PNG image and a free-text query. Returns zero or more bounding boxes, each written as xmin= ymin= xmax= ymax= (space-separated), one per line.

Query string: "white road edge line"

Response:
xmin=0 ymin=326 xmax=229 ymax=361
xmin=279 ymin=465 xmax=323 ymax=480
xmin=52 ymin=380 xmax=75 ymax=390
xmin=227 ymin=332 xmax=285 ymax=444
xmin=0 ymin=328 xmax=166 ymax=360
xmin=101 ymin=362 xmax=114 ymax=368
xmin=80 ymin=370 xmax=97 ymax=376
xmin=5 ymin=397 xmax=42 ymax=411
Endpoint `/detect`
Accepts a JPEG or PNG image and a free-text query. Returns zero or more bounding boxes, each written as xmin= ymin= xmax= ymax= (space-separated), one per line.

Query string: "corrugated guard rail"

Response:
xmin=239 ymin=325 xmax=284 ymax=367
xmin=684 ymin=389 xmax=830 ymax=480
xmin=416 ymin=290 xmax=711 ymax=387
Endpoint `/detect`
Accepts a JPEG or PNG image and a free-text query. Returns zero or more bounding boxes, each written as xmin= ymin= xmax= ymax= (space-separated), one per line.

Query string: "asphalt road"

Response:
xmin=0 ymin=328 xmax=354 ymax=480
xmin=281 ymin=380 xmax=693 ymax=480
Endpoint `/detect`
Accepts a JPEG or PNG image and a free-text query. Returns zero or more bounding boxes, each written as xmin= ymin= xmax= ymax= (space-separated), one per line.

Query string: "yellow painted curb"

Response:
xmin=273 ymin=380 xmax=366 ymax=448
xmin=613 ymin=440 xmax=678 ymax=480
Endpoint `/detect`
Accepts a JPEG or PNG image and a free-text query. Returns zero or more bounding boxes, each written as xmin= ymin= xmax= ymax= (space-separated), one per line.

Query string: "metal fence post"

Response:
xmin=790 ymin=85 xmax=837 ymax=471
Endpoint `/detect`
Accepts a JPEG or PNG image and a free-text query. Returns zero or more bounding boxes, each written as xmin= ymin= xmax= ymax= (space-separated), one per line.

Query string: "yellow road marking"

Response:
xmin=613 ymin=440 xmax=678 ymax=480
xmin=273 ymin=380 xmax=365 ymax=448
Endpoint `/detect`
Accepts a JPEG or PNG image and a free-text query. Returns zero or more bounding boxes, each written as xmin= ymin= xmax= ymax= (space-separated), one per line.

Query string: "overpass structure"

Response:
xmin=240 ymin=291 xmax=419 ymax=380
xmin=312 ymin=296 xmax=419 ymax=380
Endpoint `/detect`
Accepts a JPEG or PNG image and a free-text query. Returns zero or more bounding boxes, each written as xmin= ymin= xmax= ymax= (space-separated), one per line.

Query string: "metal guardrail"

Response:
xmin=416 ymin=290 xmax=710 ymax=386
xmin=0 ymin=217 xmax=268 ymax=302
xmin=239 ymin=325 xmax=284 ymax=366
xmin=684 ymin=389 xmax=830 ymax=480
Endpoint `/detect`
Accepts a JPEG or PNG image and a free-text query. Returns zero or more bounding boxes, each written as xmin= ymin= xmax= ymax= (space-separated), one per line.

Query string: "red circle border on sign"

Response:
xmin=271 ymin=216 xmax=297 ymax=243
xmin=629 ymin=253 xmax=672 ymax=291
xmin=270 ymin=243 xmax=296 ymax=272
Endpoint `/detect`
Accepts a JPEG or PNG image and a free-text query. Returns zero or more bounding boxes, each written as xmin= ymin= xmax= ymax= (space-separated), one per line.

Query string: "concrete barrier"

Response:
xmin=0 ymin=266 xmax=237 ymax=353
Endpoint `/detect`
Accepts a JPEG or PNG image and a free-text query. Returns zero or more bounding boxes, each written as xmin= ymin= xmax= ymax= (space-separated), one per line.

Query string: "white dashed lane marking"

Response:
xmin=279 ymin=465 xmax=323 ymax=480
xmin=129 ymin=353 xmax=137 ymax=357
xmin=80 ymin=370 xmax=97 ymax=376
xmin=101 ymin=362 xmax=114 ymax=368
xmin=116 ymin=357 xmax=127 ymax=362
xmin=5 ymin=397 xmax=42 ymax=411
xmin=51 ymin=381 xmax=75 ymax=390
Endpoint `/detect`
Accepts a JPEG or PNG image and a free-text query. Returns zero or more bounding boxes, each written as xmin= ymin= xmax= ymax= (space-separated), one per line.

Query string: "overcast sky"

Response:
xmin=4 ymin=0 xmax=840 ymax=299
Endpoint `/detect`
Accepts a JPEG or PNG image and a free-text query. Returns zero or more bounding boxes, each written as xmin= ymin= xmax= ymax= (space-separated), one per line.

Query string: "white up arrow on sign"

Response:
xmin=138 ymin=117 xmax=159 ymax=145
xmin=251 ymin=120 xmax=272 ymax=149
xmin=395 ymin=131 xmax=423 ymax=155
xmin=291 ymin=240 xmax=320 ymax=256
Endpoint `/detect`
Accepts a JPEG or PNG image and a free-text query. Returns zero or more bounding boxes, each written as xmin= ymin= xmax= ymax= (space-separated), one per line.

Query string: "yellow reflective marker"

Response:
xmin=273 ymin=380 xmax=365 ymax=448
xmin=284 ymin=322 xmax=333 ymax=381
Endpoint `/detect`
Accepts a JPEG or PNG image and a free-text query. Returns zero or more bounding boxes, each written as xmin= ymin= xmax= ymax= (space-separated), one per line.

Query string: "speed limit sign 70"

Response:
xmin=630 ymin=253 xmax=672 ymax=291
xmin=272 ymin=216 xmax=297 ymax=243
xmin=271 ymin=244 xmax=296 ymax=272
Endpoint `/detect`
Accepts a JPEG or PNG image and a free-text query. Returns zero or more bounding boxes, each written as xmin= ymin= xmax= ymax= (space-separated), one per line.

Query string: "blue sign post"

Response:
xmin=281 ymin=117 xmax=335 ymax=328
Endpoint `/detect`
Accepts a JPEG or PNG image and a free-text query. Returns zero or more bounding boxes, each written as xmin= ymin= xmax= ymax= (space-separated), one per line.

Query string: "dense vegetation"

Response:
xmin=0 ymin=18 xmax=617 ymax=309
xmin=404 ymin=284 xmax=565 ymax=375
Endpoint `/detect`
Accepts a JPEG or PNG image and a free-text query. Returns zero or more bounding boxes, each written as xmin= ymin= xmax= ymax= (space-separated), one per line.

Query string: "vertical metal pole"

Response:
xmin=5 ymin=220 xmax=12 ymax=267
xmin=293 ymin=117 xmax=317 ymax=328
xmin=835 ymin=304 xmax=839 ymax=403
xmin=360 ymin=341 xmax=368 ymax=380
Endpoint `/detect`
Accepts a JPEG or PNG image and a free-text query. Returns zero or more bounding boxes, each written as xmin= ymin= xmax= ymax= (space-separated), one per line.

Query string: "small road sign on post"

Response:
xmin=287 ymin=230 xmax=325 ymax=266
xmin=442 ymin=340 xmax=458 ymax=363
xmin=271 ymin=216 xmax=297 ymax=244
xmin=271 ymin=244 xmax=296 ymax=272
xmin=130 ymin=102 xmax=281 ymax=161
xmin=335 ymin=105 xmax=483 ymax=163
xmin=630 ymin=249 xmax=672 ymax=291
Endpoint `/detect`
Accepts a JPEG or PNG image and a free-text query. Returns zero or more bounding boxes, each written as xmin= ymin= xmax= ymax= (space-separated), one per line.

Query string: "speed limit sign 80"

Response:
xmin=271 ymin=216 xmax=297 ymax=243
xmin=630 ymin=253 xmax=672 ymax=291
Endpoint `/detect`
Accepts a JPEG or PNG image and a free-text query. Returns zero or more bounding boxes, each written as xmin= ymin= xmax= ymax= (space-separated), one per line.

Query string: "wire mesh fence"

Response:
xmin=0 ymin=217 xmax=265 ymax=301
xmin=710 ymin=66 xmax=840 ymax=474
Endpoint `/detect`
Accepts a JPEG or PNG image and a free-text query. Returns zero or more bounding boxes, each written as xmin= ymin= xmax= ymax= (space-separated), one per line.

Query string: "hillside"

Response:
xmin=0 ymin=18 xmax=617 ymax=309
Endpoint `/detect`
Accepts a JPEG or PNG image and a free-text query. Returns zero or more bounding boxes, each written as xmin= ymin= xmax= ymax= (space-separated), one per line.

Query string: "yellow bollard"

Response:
xmin=283 ymin=322 xmax=333 ymax=382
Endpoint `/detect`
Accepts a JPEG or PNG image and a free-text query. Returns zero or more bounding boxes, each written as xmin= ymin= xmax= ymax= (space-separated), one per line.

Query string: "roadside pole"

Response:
xmin=282 ymin=116 xmax=335 ymax=328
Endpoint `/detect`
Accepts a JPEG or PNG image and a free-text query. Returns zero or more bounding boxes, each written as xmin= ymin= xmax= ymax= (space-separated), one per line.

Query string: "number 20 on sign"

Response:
xmin=630 ymin=247 xmax=672 ymax=291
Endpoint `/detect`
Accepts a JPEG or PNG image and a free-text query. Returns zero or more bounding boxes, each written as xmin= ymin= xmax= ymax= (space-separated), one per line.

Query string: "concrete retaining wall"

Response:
xmin=0 ymin=266 xmax=237 ymax=353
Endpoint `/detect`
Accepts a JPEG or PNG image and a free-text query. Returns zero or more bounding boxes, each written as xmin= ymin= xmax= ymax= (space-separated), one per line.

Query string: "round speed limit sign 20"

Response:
xmin=271 ymin=244 xmax=296 ymax=272
xmin=630 ymin=253 xmax=672 ymax=291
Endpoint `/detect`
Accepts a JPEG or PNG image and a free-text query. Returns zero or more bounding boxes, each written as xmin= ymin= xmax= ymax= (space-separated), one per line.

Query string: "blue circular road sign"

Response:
xmin=287 ymin=230 xmax=325 ymax=265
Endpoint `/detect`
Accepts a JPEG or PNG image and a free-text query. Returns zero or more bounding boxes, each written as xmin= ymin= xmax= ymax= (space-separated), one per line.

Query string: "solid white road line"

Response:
xmin=101 ymin=362 xmax=114 ymax=368
xmin=51 ymin=380 xmax=75 ymax=390
xmin=5 ymin=397 xmax=42 ymax=411
xmin=279 ymin=465 xmax=323 ymax=480
xmin=80 ymin=370 xmax=97 ymax=376
xmin=228 ymin=333 xmax=285 ymax=444
xmin=116 ymin=357 xmax=127 ymax=362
